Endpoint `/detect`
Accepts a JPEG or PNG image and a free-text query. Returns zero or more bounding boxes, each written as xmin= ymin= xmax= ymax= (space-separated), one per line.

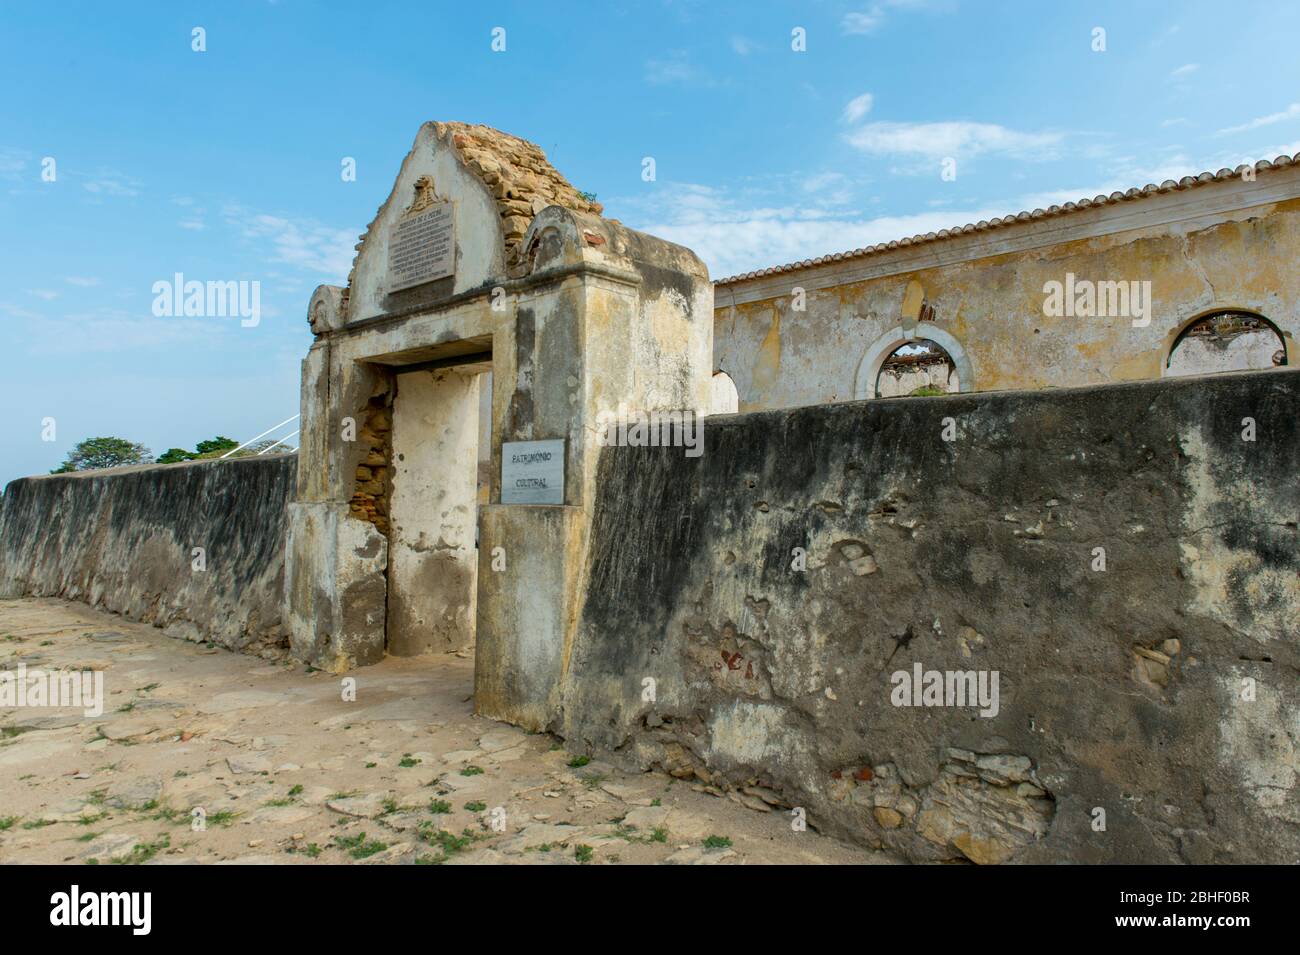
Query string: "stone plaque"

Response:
xmin=501 ymin=439 xmax=565 ymax=505
xmin=388 ymin=202 xmax=455 ymax=291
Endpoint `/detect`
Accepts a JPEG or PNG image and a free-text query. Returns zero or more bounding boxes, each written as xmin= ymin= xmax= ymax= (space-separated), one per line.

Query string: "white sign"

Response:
xmin=501 ymin=439 xmax=564 ymax=504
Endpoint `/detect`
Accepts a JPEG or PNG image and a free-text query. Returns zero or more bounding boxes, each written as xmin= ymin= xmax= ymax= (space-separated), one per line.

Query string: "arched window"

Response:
xmin=855 ymin=324 xmax=972 ymax=400
xmin=1166 ymin=311 xmax=1286 ymax=378
xmin=709 ymin=371 xmax=739 ymax=415
xmin=875 ymin=339 xmax=960 ymax=397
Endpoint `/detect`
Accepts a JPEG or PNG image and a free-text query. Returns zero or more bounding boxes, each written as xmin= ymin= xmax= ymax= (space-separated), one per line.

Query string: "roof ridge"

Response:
xmin=713 ymin=152 xmax=1300 ymax=286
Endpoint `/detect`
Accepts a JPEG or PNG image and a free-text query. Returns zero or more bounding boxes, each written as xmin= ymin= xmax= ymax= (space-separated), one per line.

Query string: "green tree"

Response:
xmin=194 ymin=436 xmax=239 ymax=456
xmin=52 ymin=437 xmax=152 ymax=473
xmin=156 ymin=448 xmax=197 ymax=464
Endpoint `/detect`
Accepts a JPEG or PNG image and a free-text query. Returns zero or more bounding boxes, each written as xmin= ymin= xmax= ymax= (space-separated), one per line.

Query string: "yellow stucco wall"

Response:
xmin=714 ymin=194 xmax=1300 ymax=411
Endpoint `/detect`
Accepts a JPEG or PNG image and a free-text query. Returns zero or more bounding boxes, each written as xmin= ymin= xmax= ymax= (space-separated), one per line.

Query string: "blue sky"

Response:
xmin=2 ymin=0 xmax=1299 ymax=485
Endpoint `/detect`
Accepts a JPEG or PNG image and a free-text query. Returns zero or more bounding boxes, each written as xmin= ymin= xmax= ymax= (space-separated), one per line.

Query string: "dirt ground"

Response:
xmin=0 ymin=598 xmax=897 ymax=865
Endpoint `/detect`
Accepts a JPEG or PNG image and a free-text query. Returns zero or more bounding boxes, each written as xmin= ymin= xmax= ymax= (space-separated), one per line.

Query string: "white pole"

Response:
xmin=219 ymin=415 xmax=300 ymax=458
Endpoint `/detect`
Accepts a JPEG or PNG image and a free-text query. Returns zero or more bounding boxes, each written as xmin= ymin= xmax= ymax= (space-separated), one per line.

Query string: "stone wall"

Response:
xmin=0 ymin=455 xmax=295 ymax=657
xmin=348 ymin=386 xmax=394 ymax=535
xmin=562 ymin=367 xmax=1299 ymax=863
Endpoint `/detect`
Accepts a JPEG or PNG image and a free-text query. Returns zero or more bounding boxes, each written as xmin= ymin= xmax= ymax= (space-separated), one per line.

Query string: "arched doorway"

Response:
xmin=855 ymin=324 xmax=972 ymax=399
xmin=875 ymin=339 xmax=960 ymax=397
xmin=1166 ymin=310 xmax=1287 ymax=378
xmin=709 ymin=370 xmax=739 ymax=415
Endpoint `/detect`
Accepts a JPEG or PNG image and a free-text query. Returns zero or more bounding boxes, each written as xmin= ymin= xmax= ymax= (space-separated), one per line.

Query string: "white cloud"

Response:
xmin=172 ymin=199 xmax=208 ymax=231
xmin=611 ymin=129 xmax=1300 ymax=280
xmin=1013 ymin=154 xmax=1234 ymax=207
xmin=842 ymin=92 xmax=875 ymax=124
xmin=842 ymin=9 xmax=885 ymax=33
xmin=42 ymin=316 xmax=223 ymax=353
xmin=612 ymin=180 xmax=1074 ymax=280
xmin=644 ymin=203 xmax=1020 ymax=280
xmin=81 ymin=171 xmax=141 ymax=198
xmin=842 ymin=0 xmax=940 ymax=35
xmin=730 ymin=36 xmax=758 ymax=55
xmin=0 ymin=302 xmax=45 ymax=322
xmin=1104 ymin=140 xmax=1299 ymax=187
xmin=1169 ymin=63 xmax=1199 ymax=79
xmin=26 ymin=289 xmax=59 ymax=300
xmin=63 ymin=276 xmax=100 ymax=287
xmin=846 ymin=120 xmax=1065 ymax=161
xmin=0 ymin=147 xmax=28 ymax=181
xmin=1217 ymin=102 xmax=1300 ymax=137
xmin=644 ymin=52 xmax=706 ymax=86
xmin=0 ymin=302 xmax=226 ymax=355
xmin=223 ymin=206 xmax=358 ymax=280
xmin=1264 ymin=139 xmax=1300 ymax=159
xmin=802 ymin=171 xmax=848 ymax=193
xmin=1012 ymin=140 xmax=1300 ymax=210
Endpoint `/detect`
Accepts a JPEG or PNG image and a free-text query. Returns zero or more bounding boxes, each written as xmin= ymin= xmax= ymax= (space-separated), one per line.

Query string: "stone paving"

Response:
xmin=0 ymin=598 xmax=897 ymax=865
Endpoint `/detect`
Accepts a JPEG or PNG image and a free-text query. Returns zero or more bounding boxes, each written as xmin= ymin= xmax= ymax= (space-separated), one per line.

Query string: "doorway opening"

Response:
xmin=1166 ymin=311 xmax=1286 ymax=377
xmin=876 ymin=339 xmax=960 ymax=397
xmin=381 ymin=347 xmax=492 ymax=658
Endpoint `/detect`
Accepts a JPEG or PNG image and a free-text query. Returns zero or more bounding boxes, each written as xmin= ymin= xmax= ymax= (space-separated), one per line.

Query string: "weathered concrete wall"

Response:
xmin=476 ymin=504 xmax=584 ymax=730
xmin=475 ymin=205 xmax=714 ymax=725
xmin=714 ymin=164 xmax=1300 ymax=410
xmin=562 ymin=367 xmax=1299 ymax=864
xmin=0 ymin=455 xmax=295 ymax=657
